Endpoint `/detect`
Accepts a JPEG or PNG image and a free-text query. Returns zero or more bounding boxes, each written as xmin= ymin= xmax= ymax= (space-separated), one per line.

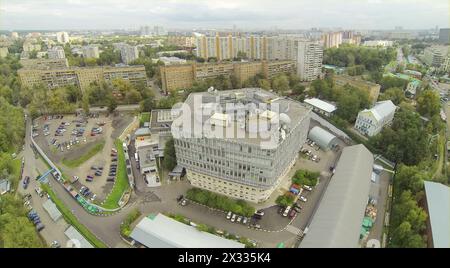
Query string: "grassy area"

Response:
xmin=120 ymin=208 xmax=141 ymax=237
xmin=186 ymin=188 xmax=256 ymax=217
xmin=10 ymin=158 xmax=22 ymax=190
xmin=40 ymin=184 xmax=107 ymax=248
xmin=139 ymin=112 xmax=150 ymax=127
xmin=62 ymin=140 xmax=105 ymax=168
xmin=101 ymin=139 xmax=130 ymax=209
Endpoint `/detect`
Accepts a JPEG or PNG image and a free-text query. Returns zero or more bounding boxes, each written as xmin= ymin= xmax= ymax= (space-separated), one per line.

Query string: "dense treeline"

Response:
xmin=323 ymin=44 xmax=396 ymax=76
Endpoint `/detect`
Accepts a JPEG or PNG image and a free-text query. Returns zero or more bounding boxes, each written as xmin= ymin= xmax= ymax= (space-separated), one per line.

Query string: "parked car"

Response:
xmin=303 ymin=185 xmax=312 ymax=191
xmin=236 ymin=216 xmax=242 ymax=223
xmin=107 ymin=177 xmax=115 ymax=182
xmin=180 ymin=199 xmax=187 ymax=206
xmin=282 ymin=206 xmax=291 ymax=217
xmin=242 ymin=217 xmax=248 ymax=225
xmin=23 ymin=176 xmax=30 ymax=189
xmin=51 ymin=241 xmax=60 ymax=248
xmin=299 ymin=196 xmax=307 ymax=202
xmin=231 ymin=214 xmax=237 ymax=222
xmin=36 ymin=223 xmax=45 ymax=232
xmin=226 ymin=211 xmax=232 ymax=220
xmin=289 ymin=209 xmax=297 ymax=219
xmin=177 ymin=195 xmax=184 ymax=202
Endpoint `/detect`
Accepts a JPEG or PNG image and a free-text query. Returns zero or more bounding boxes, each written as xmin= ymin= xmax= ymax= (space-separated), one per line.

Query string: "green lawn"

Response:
xmin=41 ymin=184 xmax=107 ymax=248
xmin=10 ymin=158 xmax=22 ymax=190
xmin=101 ymin=139 xmax=130 ymax=209
xmin=140 ymin=112 xmax=150 ymax=127
xmin=62 ymin=140 xmax=105 ymax=168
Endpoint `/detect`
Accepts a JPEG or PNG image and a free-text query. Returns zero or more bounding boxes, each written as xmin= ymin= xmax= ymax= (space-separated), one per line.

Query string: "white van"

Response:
xmin=283 ymin=206 xmax=291 ymax=217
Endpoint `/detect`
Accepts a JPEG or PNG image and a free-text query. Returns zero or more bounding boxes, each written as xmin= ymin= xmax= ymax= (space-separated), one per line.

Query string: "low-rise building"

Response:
xmin=405 ymin=80 xmax=422 ymax=98
xmin=0 ymin=47 xmax=8 ymax=58
xmin=354 ymin=100 xmax=396 ymax=137
xmin=18 ymin=65 xmax=147 ymax=91
xmin=333 ymin=75 xmax=381 ymax=104
xmin=423 ymin=181 xmax=450 ymax=248
xmin=307 ymin=126 xmax=339 ymax=151
xmin=304 ymin=98 xmax=337 ymax=117
xmin=160 ymin=60 xmax=296 ymax=93
xmin=300 ymin=144 xmax=374 ymax=248
xmin=157 ymin=56 xmax=187 ymax=65
xmin=130 ymin=213 xmax=245 ymax=248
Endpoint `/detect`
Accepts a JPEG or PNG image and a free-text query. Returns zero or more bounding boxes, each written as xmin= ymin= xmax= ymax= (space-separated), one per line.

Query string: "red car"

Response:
xmin=288 ymin=209 xmax=297 ymax=219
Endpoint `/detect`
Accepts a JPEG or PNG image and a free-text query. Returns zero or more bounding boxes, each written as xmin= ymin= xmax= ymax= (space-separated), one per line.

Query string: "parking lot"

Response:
xmin=33 ymin=112 xmax=133 ymax=203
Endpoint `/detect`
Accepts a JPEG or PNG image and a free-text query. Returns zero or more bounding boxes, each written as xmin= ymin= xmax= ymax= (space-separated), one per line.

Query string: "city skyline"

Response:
xmin=1 ymin=0 xmax=449 ymax=31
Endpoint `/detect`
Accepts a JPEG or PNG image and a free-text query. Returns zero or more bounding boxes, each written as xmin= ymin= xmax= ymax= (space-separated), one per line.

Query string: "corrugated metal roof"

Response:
xmin=308 ymin=126 xmax=338 ymax=150
xmin=130 ymin=213 xmax=245 ymax=248
xmin=424 ymin=181 xmax=450 ymax=248
xmin=42 ymin=199 xmax=62 ymax=222
xmin=300 ymin=144 xmax=374 ymax=248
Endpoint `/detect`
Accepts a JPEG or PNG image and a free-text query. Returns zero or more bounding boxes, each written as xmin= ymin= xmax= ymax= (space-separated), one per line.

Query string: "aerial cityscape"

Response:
xmin=0 ymin=0 xmax=449 ymax=252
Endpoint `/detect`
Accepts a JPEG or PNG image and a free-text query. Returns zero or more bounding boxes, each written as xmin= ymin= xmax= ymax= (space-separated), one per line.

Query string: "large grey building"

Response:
xmin=439 ymin=28 xmax=450 ymax=44
xmin=300 ymin=144 xmax=374 ymax=248
xmin=172 ymin=88 xmax=312 ymax=203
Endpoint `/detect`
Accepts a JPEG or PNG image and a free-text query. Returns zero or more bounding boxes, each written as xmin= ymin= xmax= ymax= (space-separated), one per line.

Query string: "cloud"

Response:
xmin=0 ymin=0 xmax=448 ymax=30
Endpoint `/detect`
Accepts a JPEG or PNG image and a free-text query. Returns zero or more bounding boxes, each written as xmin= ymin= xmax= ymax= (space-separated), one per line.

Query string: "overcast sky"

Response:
xmin=1 ymin=0 xmax=448 ymax=30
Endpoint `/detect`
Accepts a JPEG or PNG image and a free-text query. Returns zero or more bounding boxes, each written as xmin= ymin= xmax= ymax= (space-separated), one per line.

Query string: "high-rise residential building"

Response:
xmin=439 ymin=28 xmax=450 ymax=44
xmin=140 ymin=25 xmax=152 ymax=37
xmin=167 ymin=34 xmax=196 ymax=48
xmin=423 ymin=45 xmax=449 ymax=67
xmin=82 ymin=45 xmax=100 ymax=59
xmin=47 ymin=46 xmax=66 ymax=59
xmin=18 ymin=65 xmax=147 ymax=91
xmin=172 ymin=88 xmax=312 ymax=203
xmin=153 ymin=25 xmax=167 ymax=36
xmin=120 ymin=44 xmax=139 ymax=64
xmin=160 ymin=60 xmax=296 ymax=92
xmin=56 ymin=32 xmax=70 ymax=44
xmin=296 ymin=41 xmax=323 ymax=81
xmin=322 ymin=32 xmax=343 ymax=49
xmin=194 ymin=35 xmax=323 ymax=81
xmin=0 ymin=47 xmax=8 ymax=58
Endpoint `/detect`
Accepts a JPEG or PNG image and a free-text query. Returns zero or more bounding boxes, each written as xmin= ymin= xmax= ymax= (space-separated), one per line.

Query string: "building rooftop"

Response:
xmin=130 ymin=213 xmax=245 ymax=248
xmin=172 ymin=88 xmax=311 ymax=147
xmin=300 ymin=144 xmax=374 ymax=248
xmin=304 ymin=98 xmax=337 ymax=113
xmin=42 ymin=199 xmax=62 ymax=222
xmin=363 ymin=100 xmax=396 ymax=122
xmin=64 ymin=226 xmax=94 ymax=248
xmin=424 ymin=181 xmax=450 ymax=248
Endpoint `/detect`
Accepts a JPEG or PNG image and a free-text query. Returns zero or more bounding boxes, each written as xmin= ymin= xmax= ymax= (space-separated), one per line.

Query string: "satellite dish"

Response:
xmin=366 ymin=239 xmax=381 ymax=248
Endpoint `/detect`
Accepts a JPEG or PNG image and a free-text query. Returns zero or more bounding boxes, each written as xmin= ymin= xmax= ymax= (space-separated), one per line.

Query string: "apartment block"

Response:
xmin=82 ymin=45 xmax=100 ymax=59
xmin=322 ymin=32 xmax=343 ymax=49
xmin=47 ymin=46 xmax=66 ymax=59
xmin=18 ymin=65 xmax=146 ymax=91
xmin=160 ymin=60 xmax=296 ymax=92
xmin=20 ymin=58 xmax=69 ymax=70
xmin=120 ymin=44 xmax=139 ymax=64
xmin=0 ymin=47 xmax=8 ymax=58
xmin=172 ymin=88 xmax=312 ymax=203
xmin=297 ymin=41 xmax=323 ymax=81
xmin=423 ymin=45 xmax=449 ymax=67
xmin=56 ymin=32 xmax=70 ymax=44
xmin=333 ymin=75 xmax=381 ymax=104
xmin=167 ymin=35 xmax=196 ymax=48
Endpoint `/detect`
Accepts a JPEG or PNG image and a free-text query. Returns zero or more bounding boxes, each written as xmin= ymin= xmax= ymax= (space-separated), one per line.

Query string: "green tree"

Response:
xmin=272 ymin=74 xmax=289 ymax=94
xmin=140 ymin=97 xmax=155 ymax=112
xmin=275 ymin=194 xmax=295 ymax=207
xmin=416 ymin=90 xmax=440 ymax=118
xmin=162 ymin=138 xmax=177 ymax=171
xmin=379 ymin=87 xmax=406 ymax=105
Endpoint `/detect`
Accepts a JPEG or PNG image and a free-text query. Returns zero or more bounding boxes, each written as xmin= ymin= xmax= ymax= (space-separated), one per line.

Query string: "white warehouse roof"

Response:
xmin=308 ymin=126 xmax=339 ymax=150
xmin=424 ymin=181 xmax=450 ymax=248
xmin=64 ymin=226 xmax=94 ymax=248
xmin=130 ymin=213 xmax=245 ymax=248
xmin=300 ymin=144 xmax=374 ymax=248
xmin=304 ymin=98 xmax=337 ymax=113
xmin=367 ymin=100 xmax=396 ymax=122
xmin=42 ymin=199 xmax=62 ymax=222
